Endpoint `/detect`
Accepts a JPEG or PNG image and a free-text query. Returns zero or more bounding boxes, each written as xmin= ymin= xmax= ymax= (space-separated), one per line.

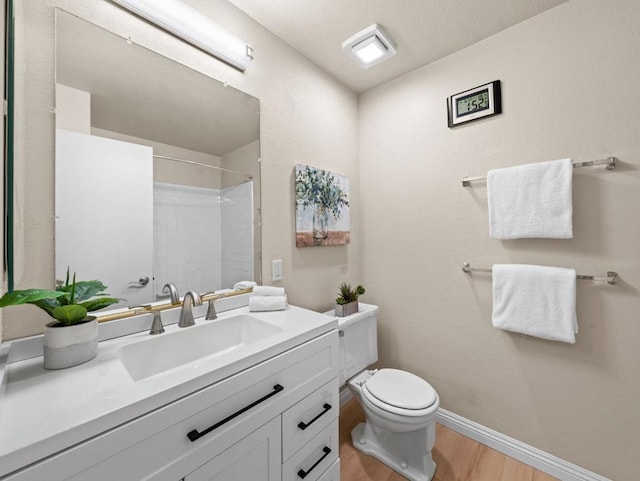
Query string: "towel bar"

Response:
xmin=461 ymin=157 xmax=617 ymax=186
xmin=462 ymin=262 xmax=618 ymax=285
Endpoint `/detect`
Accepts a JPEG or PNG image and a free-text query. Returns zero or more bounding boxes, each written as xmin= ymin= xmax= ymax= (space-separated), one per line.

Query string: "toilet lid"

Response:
xmin=364 ymin=368 xmax=437 ymax=410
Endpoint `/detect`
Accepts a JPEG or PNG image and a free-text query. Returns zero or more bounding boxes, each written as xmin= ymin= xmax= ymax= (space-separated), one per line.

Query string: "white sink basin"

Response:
xmin=117 ymin=314 xmax=282 ymax=381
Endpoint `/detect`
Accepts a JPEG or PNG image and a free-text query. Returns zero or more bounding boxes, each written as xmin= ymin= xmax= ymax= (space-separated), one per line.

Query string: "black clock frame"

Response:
xmin=447 ymin=80 xmax=502 ymax=128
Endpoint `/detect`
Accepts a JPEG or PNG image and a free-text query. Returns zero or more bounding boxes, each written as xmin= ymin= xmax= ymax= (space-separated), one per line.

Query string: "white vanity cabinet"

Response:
xmin=182 ymin=416 xmax=282 ymax=481
xmin=2 ymin=330 xmax=340 ymax=481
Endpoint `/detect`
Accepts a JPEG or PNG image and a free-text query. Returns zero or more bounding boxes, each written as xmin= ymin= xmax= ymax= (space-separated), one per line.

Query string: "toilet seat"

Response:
xmin=363 ymin=368 xmax=437 ymax=417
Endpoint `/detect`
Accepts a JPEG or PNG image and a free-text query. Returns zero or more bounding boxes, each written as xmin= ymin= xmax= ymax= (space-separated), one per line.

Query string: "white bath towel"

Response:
xmin=249 ymin=295 xmax=288 ymax=312
xmin=252 ymin=286 xmax=286 ymax=297
xmin=487 ymin=158 xmax=573 ymax=239
xmin=233 ymin=281 xmax=257 ymax=290
xmin=492 ymin=264 xmax=578 ymax=344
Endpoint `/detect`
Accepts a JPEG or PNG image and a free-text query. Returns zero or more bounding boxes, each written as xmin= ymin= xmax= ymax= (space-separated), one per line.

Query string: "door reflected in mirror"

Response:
xmin=54 ymin=10 xmax=261 ymax=310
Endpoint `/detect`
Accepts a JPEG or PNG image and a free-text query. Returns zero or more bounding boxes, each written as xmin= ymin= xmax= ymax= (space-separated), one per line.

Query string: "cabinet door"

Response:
xmin=183 ymin=417 xmax=281 ymax=481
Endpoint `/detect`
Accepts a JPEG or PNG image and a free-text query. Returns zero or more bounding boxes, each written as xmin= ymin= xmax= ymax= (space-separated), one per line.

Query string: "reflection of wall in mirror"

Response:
xmin=55 ymin=83 xmax=255 ymax=306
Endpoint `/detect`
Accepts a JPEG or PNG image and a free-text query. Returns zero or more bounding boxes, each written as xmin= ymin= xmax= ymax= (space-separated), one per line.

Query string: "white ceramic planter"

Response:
xmin=43 ymin=317 xmax=98 ymax=370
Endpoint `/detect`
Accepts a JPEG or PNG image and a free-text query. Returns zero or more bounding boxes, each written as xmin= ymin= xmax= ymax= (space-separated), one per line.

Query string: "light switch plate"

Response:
xmin=272 ymin=259 xmax=283 ymax=281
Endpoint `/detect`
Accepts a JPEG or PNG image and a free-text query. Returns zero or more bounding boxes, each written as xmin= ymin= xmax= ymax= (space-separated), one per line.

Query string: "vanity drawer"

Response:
xmin=283 ymin=419 xmax=339 ymax=481
xmin=317 ymin=459 xmax=340 ymax=481
xmin=6 ymin=331 xmax=338 ymax=481
xmin=282 ymin=377 xmax=339 ymax=461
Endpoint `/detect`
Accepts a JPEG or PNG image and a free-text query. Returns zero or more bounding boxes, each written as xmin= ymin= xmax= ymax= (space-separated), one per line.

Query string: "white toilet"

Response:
xmin=329 ymin=303 xmax=439 ymax=481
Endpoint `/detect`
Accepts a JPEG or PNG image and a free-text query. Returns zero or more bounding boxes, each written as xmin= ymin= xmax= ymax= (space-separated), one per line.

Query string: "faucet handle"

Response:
xmin=205 ymin=298 xmax=218 ymax=321
xmin=149 ymin=311 xmax=165 ymax=335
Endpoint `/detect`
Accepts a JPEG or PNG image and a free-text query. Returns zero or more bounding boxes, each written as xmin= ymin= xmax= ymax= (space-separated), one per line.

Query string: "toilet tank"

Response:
xmin=325 ymin=303 xmax=378 ymax=385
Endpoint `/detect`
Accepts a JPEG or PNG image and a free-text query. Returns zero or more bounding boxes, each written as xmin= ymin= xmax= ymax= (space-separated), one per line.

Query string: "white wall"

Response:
xmin=221 ymin=181 xmax=254 ymax=287
xmin=5 ymin=0 xmax=358 ymax=339
xmin=222 ymin=140 xmax=261 ymax=282
xmin=359 ymin=1 xmax=640 ymax=479
xmin=154 ymin=182 xmax=222 ymax=296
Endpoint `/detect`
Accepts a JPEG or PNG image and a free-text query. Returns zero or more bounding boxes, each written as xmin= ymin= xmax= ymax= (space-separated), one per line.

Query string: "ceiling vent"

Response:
xmin=342 ymin=24 xmax=397 ymax=68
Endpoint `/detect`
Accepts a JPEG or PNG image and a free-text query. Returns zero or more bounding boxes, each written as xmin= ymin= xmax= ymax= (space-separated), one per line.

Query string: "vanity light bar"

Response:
xmin=111 ymin=0 xmax=253 ymax=71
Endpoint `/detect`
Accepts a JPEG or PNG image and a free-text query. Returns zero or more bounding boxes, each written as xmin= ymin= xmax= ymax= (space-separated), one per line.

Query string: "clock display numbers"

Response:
xmin=456 ymin=90 xmax=490 ymax=116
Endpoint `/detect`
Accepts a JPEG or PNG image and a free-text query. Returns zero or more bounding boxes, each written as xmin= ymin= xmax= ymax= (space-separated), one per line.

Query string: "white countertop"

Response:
xmin=0 ymin=304 xmax=337 ymax=478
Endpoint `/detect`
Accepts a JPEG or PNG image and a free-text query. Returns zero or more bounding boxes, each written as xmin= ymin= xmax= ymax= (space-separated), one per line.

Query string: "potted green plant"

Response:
xmin=0 ymin=270 xmax=119 ymax=369
xmin=295 ymin=165 xmax=349 ymax=239
xmin=335 ymin=282 xmax=365 ymax=317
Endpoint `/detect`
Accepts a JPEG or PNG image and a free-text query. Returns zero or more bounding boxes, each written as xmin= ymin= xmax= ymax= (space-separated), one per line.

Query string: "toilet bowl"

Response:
xmin=325 ymin=303 xmax=440 ymax=481
xmin=348 ymin=369 xmax=439 ymax=481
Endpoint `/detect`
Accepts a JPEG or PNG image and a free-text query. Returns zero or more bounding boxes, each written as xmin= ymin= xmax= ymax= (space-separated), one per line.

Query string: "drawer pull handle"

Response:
xmin=297 ymin=446 xmax=331 ymax=479
xmin=297 ymin=403 xmax=332 ymax=431
xmin=187 ymin=384 xmax=284 ymax=442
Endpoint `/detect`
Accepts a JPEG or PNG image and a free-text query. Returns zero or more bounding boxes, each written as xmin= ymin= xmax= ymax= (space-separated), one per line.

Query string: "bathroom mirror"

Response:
xmin=50 ymin=10 xmax=261 ymax=309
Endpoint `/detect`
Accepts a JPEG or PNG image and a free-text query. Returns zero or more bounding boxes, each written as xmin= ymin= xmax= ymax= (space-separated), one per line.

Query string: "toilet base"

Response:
xmin=351 ymin=422 xmax=436 ymax=481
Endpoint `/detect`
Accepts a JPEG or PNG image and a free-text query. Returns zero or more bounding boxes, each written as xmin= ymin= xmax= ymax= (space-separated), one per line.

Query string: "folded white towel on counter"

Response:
xmin=249 ymin=295 xmax=288 ymax=312
xmin=492 ymin=264 xmax=578 ymax=344
xmin=233 ymin=281 xmax=257 ymax=290
xmin=487 ymin=158 xmax=573 ymax=239
xmin=214 ymin=288 xmax=233 ymax=294
xmin=252 ymin=285 xmax=286 ymax=297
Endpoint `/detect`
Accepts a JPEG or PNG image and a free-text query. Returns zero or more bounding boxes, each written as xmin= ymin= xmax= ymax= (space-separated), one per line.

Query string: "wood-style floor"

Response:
xmin=339 ymin=398 xmax=559 ymax=481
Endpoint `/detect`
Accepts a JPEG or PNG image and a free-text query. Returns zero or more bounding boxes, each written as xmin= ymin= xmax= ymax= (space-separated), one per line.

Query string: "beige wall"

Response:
xmin=359 ymin=1 xmax=639 ymax=479
xmin=6 ymin=0 xmax=638 ymax=477
xmin=55 ymin=84 xmax=91 ymax=134
xmin=4 ymin=0 xmax=359 ymax=339
xmin=92 ymin=128 xmax=223 ymax=189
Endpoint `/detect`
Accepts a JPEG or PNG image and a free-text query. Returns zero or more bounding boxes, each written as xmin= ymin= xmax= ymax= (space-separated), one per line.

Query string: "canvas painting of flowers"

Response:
xmin=295 ymin=164 xmax=350 ymax=247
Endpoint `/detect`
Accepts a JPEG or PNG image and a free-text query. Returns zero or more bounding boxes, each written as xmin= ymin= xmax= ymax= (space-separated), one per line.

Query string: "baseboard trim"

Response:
xmin=339 ymin=385 xmax=353 ymax=407
xmin=436 ymin=408 xmax=611 ymax=481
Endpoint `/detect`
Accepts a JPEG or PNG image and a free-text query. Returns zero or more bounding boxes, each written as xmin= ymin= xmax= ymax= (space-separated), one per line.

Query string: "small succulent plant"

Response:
xmin=336 ymin=282 xmax=365 ymax=305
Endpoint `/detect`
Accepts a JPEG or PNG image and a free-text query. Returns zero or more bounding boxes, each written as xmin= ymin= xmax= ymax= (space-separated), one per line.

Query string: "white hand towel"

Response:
xmin=252 ymin=286 xmax=286 ymax=297
xmin=233 ymin=281 xmax=257 ymax=290
xmin=492 ymin=264 xmax=578 ymax=344
xmin=249 ymin=295 xmax=288 ymax=312
xmin=487 ymin=158 xmax=573 ymax=239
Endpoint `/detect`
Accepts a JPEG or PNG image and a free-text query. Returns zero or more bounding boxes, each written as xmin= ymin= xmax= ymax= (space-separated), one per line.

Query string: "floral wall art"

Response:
xmin=295 ymin=164 xmax=350 ymax=247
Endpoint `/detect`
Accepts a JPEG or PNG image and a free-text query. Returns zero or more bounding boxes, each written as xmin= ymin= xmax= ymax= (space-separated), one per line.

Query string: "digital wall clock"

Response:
xmin=447 ymin=80 xmax=501 ymax=127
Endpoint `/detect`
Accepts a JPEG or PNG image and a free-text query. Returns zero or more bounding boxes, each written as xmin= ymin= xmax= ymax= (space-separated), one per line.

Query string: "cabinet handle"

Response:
xmin=187 ymin=384 xmax=284 ymax=442
xmin=297 ymin=403 xmax=332 ymax=431
xmin=297 ymin=446 xmax=331 ymax=479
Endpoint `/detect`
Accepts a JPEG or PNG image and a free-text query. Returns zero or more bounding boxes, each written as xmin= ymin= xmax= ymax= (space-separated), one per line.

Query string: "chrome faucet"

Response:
xmin=178 ymin=291 xmax=202 ymax=328
xmin=163 ymin=282 xmax=180 ymax=304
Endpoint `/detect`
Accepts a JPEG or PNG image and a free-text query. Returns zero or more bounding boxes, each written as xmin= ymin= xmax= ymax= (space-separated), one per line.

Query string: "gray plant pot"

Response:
xmin=335 ymin=301 xmax=358 ymax=317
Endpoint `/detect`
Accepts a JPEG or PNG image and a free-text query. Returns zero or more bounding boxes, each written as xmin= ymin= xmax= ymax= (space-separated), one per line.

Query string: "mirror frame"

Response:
xmin=5 ymin=0 xmax=15 ymax=292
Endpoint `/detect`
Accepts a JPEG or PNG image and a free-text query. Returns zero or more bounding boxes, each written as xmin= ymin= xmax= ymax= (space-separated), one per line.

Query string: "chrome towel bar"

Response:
xmin=461 ymin=157 xmax=617 ymax=186
xmin=462 ymin=262 xmax=618 ymax=285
